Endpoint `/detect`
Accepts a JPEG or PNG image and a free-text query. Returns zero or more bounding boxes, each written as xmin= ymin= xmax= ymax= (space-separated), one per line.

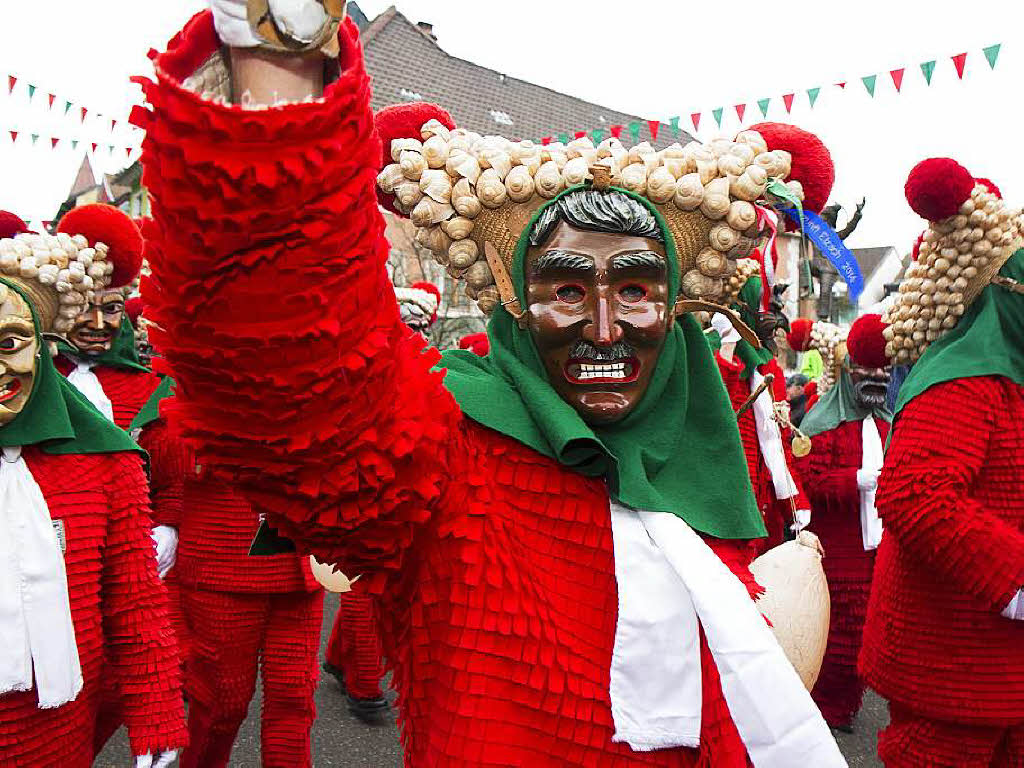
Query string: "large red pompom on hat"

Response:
xmin=374 ymin=103 xmax=455 ymax=216
xmin=0 ymin=211 xmax=29 ymax=239
xmin=786 ymin=317 xmax=815 ymax=352
xmin=904 ymin=158 xmax=974 ymax=221
xmin=847 ymin=313 xmax=889 ymax=369
xmin=412 ymin=280 xmax=441 ymax=323
xmin=748 ymin=122 xmax=835 ymax=214
xmin=57 ymin=204 xmax=143 ymax=288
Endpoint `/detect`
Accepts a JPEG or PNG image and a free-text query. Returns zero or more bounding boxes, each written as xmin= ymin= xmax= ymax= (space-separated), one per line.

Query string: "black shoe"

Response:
xmin=830 ymin=722 xmax=855 ymax=734
xmin=322 ymin=661 xmax=346 ymax=689
xmin=346 ymin=693 xmax=390 ymax=724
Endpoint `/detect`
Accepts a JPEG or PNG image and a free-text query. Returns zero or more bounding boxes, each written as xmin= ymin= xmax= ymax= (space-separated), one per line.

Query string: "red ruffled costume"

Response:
xmin=715 ymin=354 xmax=808 ymax=551
xmin=860 ymin=377 xmax=1024 ymax=766
xmin=135 ymin=13 xmax=768 ymax=766
xmin=795 ymin=416 xmax=889 ymax=728
xmin=325 ymin=583 xmax=386 ymax=700
xmin=0 ymin=450 xmax=186 ymax=767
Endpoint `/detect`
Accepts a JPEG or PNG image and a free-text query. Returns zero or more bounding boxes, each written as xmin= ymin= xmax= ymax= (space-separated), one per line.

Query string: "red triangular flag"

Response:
xmin=8 ymin=131 xmax=17 ymax=143
xmin=890 ymin=68 xmax=905 ymax=92
xmin=609 ymin=125 xmax=624 ymax=139
xmin=952 ymin=52 xmax=968 ymax=79
xmin=735 ymin=104 xmax=746 ymax=122
xmin=125 ymin=147 xmax=132 ymax=159
xmin=50 ymin=137 xmax=59 ymax=149
xmin=647 ymin=120 xmax=660 ymax=142
xmin=7 ymin=75 xmax=15 ymax=94
xmin=835 ymin=81 xmax=847 ymax=89
xmin=41 ymin=221 xmax=51 ymax=230
xmin=573 ymin=130 xmax=586 ymax=140
xmin=80 ymin=106 xmax=88 ymax=121
xmin=540 ymin=136 xmax=553 ymax=146
xmin=690 ymin=112 xmax=701 ymax=131
xmin=47 ymin=93 xmax=55 ymax=108
xmin=90 ymin=142 xmax=98 ymax=153
xmin=112 ymin=118 xmax=117 ymax=132
xmin=782 ymin=93 xmax=795 ymax=113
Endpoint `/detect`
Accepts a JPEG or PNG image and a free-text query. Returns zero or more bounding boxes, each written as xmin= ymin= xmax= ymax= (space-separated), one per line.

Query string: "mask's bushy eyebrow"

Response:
xmin=610 ymin=251 xmax=665 ymax=270
xmin=533 ymin=250 xmax=595 ymax=274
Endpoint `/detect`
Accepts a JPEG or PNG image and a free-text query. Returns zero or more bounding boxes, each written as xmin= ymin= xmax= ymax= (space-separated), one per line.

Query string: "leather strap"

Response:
xmin=484 ymin=242 xmax=527 ymax=327
xmin=673 ymin=299 xmax=762 ymax=349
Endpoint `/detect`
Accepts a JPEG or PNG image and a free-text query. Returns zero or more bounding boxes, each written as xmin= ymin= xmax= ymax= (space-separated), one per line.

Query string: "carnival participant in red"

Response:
xmin=794 ymin=314 xmax=891 ymax=731
xmin=0 ymin=214 xmax=185 ymax=768
xmin=860 ymin=159 xmax=1024 ymax=767
xmin=135 ymin=3 xmax=846 ymax=765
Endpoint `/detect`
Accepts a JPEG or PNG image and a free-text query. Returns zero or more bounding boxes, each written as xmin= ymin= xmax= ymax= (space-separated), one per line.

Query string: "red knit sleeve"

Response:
xmin=878 ymin=377 xmax=1024 ymax=612
xmin=100 ymin=453 xmax=187 ymax=756
xmin=137 ymin=417 xmax=185 ymax=529
xmin=796 ymin=427 xmax=858 ymax=507
xmin=133 ymin=15 xmax=459 ymax=572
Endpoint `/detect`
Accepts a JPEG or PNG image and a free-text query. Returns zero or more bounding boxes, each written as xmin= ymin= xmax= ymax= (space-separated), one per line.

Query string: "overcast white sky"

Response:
xmin=2 ymin=0 xmax=1021 ymax=254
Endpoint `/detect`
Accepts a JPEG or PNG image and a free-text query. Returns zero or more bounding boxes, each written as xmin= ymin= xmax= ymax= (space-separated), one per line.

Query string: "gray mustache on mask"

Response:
xmin=568 ymin=340 xmax=637 ymax=361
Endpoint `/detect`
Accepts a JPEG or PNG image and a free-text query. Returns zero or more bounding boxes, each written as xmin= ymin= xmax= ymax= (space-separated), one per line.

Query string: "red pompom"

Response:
xmin=974 ymin=177 xmax=1002 ymax=199
xmin=847 ymin=314 xmax=889 ymax=369
xmin=374 ymin=103 xmax=455 ymax=216
xmin=124 ymin=296 xmax=145 ymax=324
xmin=412 ymin=281 xmax=441 ymax=323
xmin=904 ymin=158 xmax=974 ymax=221
xmin=58 ymin=204 xmax=143 ymax=288
xmin=0 ymin=211 xmax=29 ymax=239
xmin=748 ymin=122 xmax=835 ymax=215
xmin=458 ymin=332 xmax=490 ymax=357
xmin=786 ymin=317 xmax=815 ymax=352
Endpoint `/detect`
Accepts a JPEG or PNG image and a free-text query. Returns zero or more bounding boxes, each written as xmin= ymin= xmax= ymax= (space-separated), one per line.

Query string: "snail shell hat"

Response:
xmin=785 ymin=317 xmax=845 ymax=393
xmin=0 ymin=205 xmax=140 ymax=335
xmin=884 ymin=159 xmax=1024 ymax=365
xmin=374 ymin=104 xmax=808 ymax=322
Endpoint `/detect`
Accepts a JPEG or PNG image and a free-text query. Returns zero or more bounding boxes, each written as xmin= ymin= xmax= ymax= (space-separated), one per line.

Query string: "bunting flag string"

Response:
xmin=3 ymin=125 xmax=139 ymax=159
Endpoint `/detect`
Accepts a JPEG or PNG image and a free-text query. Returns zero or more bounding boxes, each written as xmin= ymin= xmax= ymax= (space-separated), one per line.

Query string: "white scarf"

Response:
xmin=609 ymin=501 xmax=845 ymax=766
xmin=750 ymin=371 xmax=799 ymax=501
xmin=0 ymin=447 xmax=83 ymax=708
xmin=859 ymin=418 xmax=885 ymax=550
xmin=65 ymin=359 xmax=114 ymax=422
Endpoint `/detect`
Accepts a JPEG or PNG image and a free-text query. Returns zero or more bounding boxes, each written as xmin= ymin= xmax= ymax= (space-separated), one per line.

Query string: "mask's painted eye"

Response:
xmin=619 ymin=285 xmax=647 ymax=303
xmin=103 ymin=304 xmax=123 ymax=315
xmin=555 ymin=285 xmax=585 ymax=304
xmin=0 ymin=336 xmax=29 ymax=352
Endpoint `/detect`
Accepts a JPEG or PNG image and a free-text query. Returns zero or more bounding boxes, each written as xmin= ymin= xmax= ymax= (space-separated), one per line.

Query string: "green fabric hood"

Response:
xmin=800 ymin=364 xmax=892 ymax=438
xmin=438 ymin=187 xmax=766 ymax=541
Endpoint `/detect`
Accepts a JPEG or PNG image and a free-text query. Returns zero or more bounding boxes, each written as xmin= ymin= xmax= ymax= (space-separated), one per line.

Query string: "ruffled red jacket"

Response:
xmin=135 ymin=12 xmax=766 ymax=766
xmin=860 ymin=376 xmax=1024 ymax=725
xmin=0 ymin=449 xmax=186 ymax=766
xmin=55 ymin=358 xmax=163 ymax=431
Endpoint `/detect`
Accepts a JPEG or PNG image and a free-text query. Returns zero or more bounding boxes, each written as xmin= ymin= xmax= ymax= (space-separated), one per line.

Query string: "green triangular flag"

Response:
xmin=628 ymin=122 xmax=641 ymax=141
xmin=712 ymin=107 xmax=724 ymax=127
xmin=107 ymin=144 xmax=115 ymax=154
xmin=30 ymin=133 xmax=38 ymax=145
xmin=807 ymin=88 xmax=821 ymax=108
xmin=71 ymin=140 xmax=79 ymax=150
xmin=861 ymin=75 xmax=877 ymax=96
xmin=669 ymin=116 xmax=680 ymax=136
xmin=557 ymin=132 xmax=569 ymax=145
xmin=591 ymin=128 xmax=605 ymax=143
xmin=64 ymin=100 xmax=72 ymax=115
xmin=27 ymin=84 xmax=36 ymax=100
xmin=757 ymin=98 xmax=770 ymax=117
xmin=983 ymin=44 xmax=1001 ymax=69
xmin=920 ymin=60 xmax=936 ymax=85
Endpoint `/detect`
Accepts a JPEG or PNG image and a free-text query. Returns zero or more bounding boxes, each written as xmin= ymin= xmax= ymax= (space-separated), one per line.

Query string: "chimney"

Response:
xmin=416 ymin=21 xmax=436 ymax=41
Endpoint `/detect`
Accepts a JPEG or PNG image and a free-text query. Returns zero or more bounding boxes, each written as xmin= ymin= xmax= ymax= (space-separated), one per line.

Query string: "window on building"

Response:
xmin=489 ymin=110 xmax=514 ymax=127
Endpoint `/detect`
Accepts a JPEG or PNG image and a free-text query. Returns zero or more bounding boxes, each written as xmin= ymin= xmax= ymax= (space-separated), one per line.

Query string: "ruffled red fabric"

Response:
xmin=716 ymin=354 xmax=807 ymax=553
xmin=138 ymin=14 xmax=765 ymax=765
xmin=55 ymin=358 xmax=163 ymax=431
xmin=860 ymin=376 xmax=1024 ymax=725
xmin=793 ymin=417 xmax=888 ymax=727
xmin=326 ymin=587 xmax=386 ymax=699
xmin=0 ymin=449 xmax=186 ymax=766
xmin=878 ymin=702 xmax=1024 ymax=767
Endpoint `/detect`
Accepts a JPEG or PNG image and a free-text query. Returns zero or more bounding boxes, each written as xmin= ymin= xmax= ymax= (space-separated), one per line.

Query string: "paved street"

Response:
xmin=99 ymin=593 xmax=884 ymax=767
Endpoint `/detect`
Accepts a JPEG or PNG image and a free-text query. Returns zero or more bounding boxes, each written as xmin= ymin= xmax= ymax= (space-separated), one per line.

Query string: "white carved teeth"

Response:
xmin=577 ymin=362 xmax=627 ymax=380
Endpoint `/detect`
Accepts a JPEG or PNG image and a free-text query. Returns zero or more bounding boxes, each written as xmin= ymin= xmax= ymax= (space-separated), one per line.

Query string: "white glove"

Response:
xmin=790 ymin=509 xmax=812 ymax=533
xmin=856 ymin=469 xmax=879 ymax=492
xmin=710 ymin=313 xmax=741 ymax=344
xmin=135 ymin=749 xmax=178 ymax=768
xmin=151 ymin=525 xmax=179 ymax=579
xmin=1002 ymin=589 xmax=1024 ymax=621
xmin=210 ymin=0 xmax=329 ymax=47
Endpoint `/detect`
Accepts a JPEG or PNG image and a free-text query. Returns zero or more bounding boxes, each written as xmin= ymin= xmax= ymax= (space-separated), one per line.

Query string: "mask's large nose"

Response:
xmin=92 ymin=307 xmax=105 ymax=329
xmin=582 ymin=288 xmax=623 ymax=346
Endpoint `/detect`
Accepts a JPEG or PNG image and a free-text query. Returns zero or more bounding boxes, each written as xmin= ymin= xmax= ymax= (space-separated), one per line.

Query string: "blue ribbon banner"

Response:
xmin=781 ymin=207 xmax=865 ymax=302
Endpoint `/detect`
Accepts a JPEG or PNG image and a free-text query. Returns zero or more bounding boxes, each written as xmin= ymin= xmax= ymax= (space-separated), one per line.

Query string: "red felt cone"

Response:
xmin=952 ymin=52 xmax=968 ymax=79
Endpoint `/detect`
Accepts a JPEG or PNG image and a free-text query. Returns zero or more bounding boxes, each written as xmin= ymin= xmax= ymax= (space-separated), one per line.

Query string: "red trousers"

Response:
xmin=179 ymin=588 xmax=324 ymax=768
xmin=880 ymin=703 xmax=1024 ymax=767
xmin=325 ymin=589 xmax=385 ymax=699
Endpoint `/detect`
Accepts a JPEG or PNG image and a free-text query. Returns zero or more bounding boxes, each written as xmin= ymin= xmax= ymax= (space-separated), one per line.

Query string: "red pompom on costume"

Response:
xmin=459 ymin=332 xmax=490 ymax=356
xmin=749 ymin=122 xmax=835 ymax=215
xmin=903 ymin=158 xmax=974 ymax=221
xmin=58 ymin=204 xmax=144 ymax=288
xmin=787 ymin=318 xmax=815 ymax=352
xmin=846 ymin=314 xmax=889 ymax=369
xmin=0 ymin=210 xmax=29 ymax=239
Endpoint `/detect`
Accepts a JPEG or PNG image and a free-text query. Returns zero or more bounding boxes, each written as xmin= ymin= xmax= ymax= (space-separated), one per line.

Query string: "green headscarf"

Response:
xmin=57 ymin=317 xmax=150 ymax=373
xmin=894 ymin=249 xmax=1024 ymax=417
xmin=0 ymin=279 xmax=139 ymax=455
xmin=800 ymin=364 xmax=892 ymax=438
xmin=128 ymin=376 xmax=175 ymax=432
xmin=732 ymin=276 xmax=774 ymax=378
xmin=438 ymin=187 xmax=766 ymax=541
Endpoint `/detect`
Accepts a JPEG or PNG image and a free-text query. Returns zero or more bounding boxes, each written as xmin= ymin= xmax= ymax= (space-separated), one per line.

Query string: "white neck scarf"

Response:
xmin=609 ymin=501 xmax=846 ymax=766
xmin=750 ymin=371 xmax=799 ymax=501
xmin=65 ymin=359 xmax=114 ymax=422
xmin=859 ymin=418 xmax=885 ymax=550
xmin=0 ymin=447 xmax=83 ymax=709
